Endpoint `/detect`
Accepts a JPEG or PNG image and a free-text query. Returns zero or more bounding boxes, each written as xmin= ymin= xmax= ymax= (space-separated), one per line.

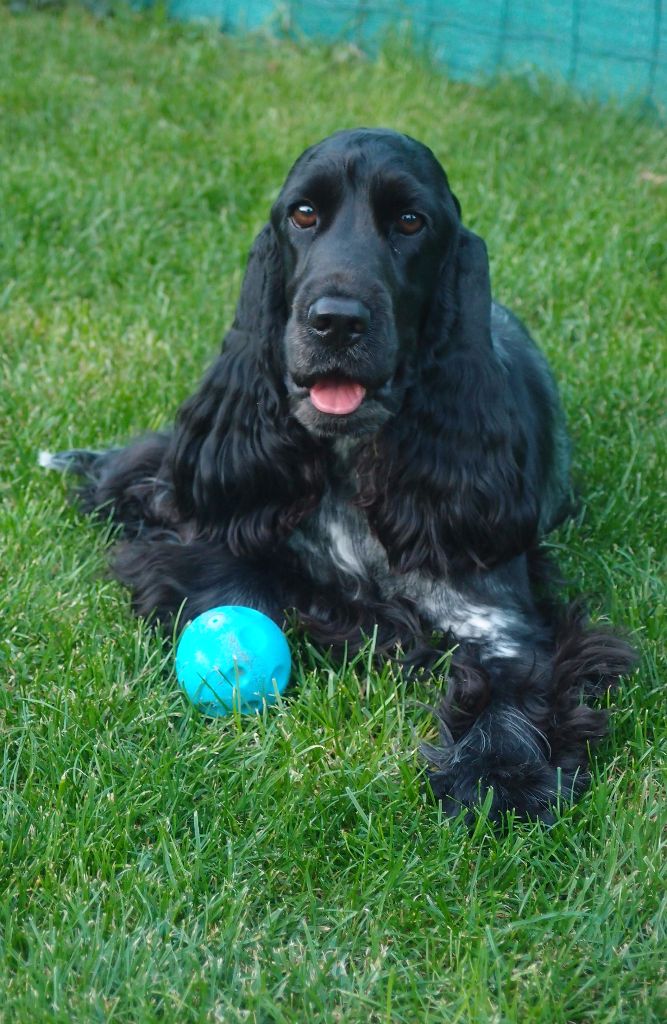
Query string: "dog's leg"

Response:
xmin=423 ymin=616 xmax=636 ymax=821
xmin=111 ymin=536 xmax=289 ymax=629
xmin=40 ymin=436 xmax=291 ymax=629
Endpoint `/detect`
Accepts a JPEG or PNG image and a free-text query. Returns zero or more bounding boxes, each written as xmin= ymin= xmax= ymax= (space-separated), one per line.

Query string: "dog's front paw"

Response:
xmin=423 ymin=704 xmax=588 ymax=822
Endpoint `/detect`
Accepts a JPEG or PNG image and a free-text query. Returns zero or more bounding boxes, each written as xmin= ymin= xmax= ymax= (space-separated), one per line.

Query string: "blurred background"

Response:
xmin=159 ymin=0 xmax=665 ymax=106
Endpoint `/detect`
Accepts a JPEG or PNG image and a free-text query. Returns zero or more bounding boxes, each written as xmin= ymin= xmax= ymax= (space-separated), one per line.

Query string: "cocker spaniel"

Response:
xmin=43 ymin=128 xmax=635 ymax=821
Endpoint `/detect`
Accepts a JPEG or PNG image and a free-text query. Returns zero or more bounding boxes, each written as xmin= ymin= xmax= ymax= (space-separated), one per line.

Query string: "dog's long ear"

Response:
xmin=358 ymin=225 xmax=540 ymax=574
xmin=166 ymin=224 xmax=324 ymax=556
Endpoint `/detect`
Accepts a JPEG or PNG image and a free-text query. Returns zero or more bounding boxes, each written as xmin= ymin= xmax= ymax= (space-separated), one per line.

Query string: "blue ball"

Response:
xmin=175 ymin=606 xmax=291 ymax=716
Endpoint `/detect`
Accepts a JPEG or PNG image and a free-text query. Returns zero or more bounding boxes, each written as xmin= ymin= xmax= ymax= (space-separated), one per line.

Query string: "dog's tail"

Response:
xmin=38 ymin=434 xmax=172 ymax=535
xmin=38 ymin=448 xmax=109 ymax=477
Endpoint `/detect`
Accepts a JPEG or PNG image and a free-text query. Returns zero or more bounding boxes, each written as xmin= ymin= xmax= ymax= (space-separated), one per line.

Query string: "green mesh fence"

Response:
xmin=167 ymin=0 xmax=666 ymax=106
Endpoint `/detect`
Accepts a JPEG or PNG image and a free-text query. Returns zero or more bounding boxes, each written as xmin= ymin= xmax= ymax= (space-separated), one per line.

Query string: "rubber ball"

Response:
xmin=175 ymin=605 xmax=291 ymax=716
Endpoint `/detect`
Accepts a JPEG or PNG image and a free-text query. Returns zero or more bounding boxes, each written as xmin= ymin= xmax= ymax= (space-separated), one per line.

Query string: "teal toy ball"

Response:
xmin=175 ymin=606 xmax=291 ymax=716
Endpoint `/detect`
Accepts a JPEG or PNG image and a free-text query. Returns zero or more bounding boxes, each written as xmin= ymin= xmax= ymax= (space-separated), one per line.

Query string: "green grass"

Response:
xmin=1 ymin=7 xmax=665 ymax=1022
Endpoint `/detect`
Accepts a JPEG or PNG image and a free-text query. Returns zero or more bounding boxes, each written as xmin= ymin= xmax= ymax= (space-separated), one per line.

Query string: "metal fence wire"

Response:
xmin=168 ymin=0 xmax=666 ymax=106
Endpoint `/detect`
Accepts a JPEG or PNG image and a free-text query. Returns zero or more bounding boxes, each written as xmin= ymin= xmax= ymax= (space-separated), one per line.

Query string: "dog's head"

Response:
xmin=169 ymin=129 xmax=538 ymax=571
xmin=271 ymin=128 xmax=461 ymax=437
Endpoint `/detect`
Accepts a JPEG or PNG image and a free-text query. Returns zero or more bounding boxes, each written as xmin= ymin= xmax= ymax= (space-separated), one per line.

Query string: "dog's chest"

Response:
xmin=287 ymin=449 xmax=523 ymax=656
xmin=289 ymin=489 xmax=483 ymax=638
xmin=289 ymin=490 xmax=388 ymax=598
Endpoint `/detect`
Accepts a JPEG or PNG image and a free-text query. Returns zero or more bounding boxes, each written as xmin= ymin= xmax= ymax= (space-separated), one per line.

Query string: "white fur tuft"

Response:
xmin=38 ymin=450 xmax=57 ymax=470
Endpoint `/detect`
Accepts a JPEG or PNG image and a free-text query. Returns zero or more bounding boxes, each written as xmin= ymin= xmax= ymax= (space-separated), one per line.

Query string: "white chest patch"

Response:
xmin=289 ymin=490 xmax=523 ymax=659
xmin=327 ymin=519 xmax=366 ymax=579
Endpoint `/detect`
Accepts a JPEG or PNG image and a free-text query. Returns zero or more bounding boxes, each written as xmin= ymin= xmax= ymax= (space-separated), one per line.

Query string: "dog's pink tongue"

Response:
xmin=309 ymin=379 xmax=366 ymax=415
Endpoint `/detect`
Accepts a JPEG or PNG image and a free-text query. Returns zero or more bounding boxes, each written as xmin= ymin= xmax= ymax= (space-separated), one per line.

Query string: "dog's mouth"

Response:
xmin=285 ymin=370 xmax=401 ymax=437
xmin=308 ymin=377 xmax=367 ymax=416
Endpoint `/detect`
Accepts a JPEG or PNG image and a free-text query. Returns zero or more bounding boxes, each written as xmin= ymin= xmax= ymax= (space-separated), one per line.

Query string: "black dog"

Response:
xmin=43 ymin=128 xmax=635 ymax=821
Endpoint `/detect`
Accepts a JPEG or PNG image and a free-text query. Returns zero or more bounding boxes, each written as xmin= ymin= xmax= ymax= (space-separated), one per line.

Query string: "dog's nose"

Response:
xmin=307 ymin=297 xmax=371 ymax=347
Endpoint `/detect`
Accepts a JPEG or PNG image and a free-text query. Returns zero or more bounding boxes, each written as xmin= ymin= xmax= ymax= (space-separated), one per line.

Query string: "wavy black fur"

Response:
xmin=43 ymin=129 xmax=636 ymax=821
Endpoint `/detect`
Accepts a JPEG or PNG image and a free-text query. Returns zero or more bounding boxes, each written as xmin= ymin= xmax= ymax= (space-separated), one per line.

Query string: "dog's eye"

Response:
xmin=396 ymin=211 xmax=424 ymax=235
xmin=290 ymin=203 xmax=317 ymax=229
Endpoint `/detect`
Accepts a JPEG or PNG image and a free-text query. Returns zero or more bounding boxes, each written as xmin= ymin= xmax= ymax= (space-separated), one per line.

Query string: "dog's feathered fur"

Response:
xmin=45 ymin=129 xmax=635 ymax=821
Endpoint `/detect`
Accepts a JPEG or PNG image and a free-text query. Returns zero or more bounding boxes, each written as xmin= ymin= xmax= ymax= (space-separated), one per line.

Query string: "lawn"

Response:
xmin=0 ymin=7 xmax=665 ymax=1022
